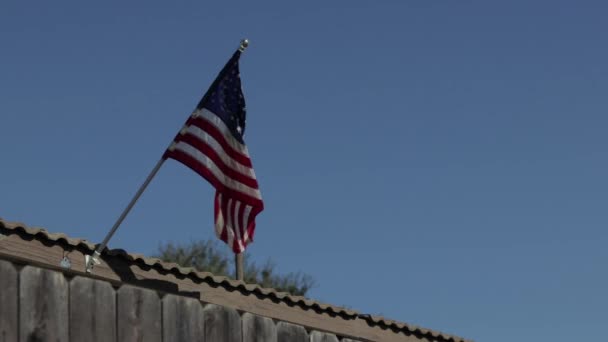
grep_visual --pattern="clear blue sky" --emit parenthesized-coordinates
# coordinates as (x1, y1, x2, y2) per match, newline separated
(1, 1, 606, 341)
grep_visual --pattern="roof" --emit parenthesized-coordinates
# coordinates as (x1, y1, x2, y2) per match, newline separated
(0, 217, 469, 342)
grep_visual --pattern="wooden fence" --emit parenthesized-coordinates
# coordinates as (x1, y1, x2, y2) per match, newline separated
(0, 259, 362, 342)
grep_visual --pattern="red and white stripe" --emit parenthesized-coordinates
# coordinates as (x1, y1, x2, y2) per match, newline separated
(164, 107, 263, 253)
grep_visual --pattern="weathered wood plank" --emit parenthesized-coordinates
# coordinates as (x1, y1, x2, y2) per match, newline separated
(310, 330, 340, 342)
(70, 276, 116, 342)
(203, 304, 242, 342)
(19, 266, 69, 342)
(0, 260, 18, 342)
(242, 312, 277, 342)
(277, 321, 308, 342)
(162, 294, 204, 342)
(342, 339, 363, 342)
(117, 285, 161, 342)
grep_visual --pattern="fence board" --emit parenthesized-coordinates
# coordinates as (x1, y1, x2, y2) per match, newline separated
(162, 294, 204, 342)
(310, 330, 340, 342)
(242, 312, 277, 342)
(117, 285, 161, 342)
(70, 276, 116, 342)
(0, 260, 17, 342)
(277, 321, 308, 342)
(203, 304, 242, 342)
(19, 266, 68, 342)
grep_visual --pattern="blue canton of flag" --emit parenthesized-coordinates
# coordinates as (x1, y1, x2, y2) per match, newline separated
(201, 54, 247, 142)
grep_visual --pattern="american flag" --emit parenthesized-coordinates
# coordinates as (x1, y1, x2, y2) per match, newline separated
(163, 49, 263, 253)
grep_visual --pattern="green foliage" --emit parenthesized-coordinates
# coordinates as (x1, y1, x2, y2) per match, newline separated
(156, 239, 315, 296)
(156, 240, 230, 276)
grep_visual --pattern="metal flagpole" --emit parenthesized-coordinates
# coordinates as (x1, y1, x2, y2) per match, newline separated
(234, 39, 249, 282)
(85, 158, 166, 272)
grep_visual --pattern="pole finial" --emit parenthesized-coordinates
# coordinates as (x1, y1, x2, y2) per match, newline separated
(239, 39, 249, 52)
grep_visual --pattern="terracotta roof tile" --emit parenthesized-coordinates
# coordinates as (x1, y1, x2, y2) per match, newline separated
(0, 217, 469, 342)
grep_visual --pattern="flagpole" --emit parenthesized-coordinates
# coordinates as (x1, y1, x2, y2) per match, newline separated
(85, 158, 166, 272)
(234, 38, 249, 282)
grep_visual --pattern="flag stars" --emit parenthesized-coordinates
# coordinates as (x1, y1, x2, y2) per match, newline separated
(196, 56, 247, 143)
